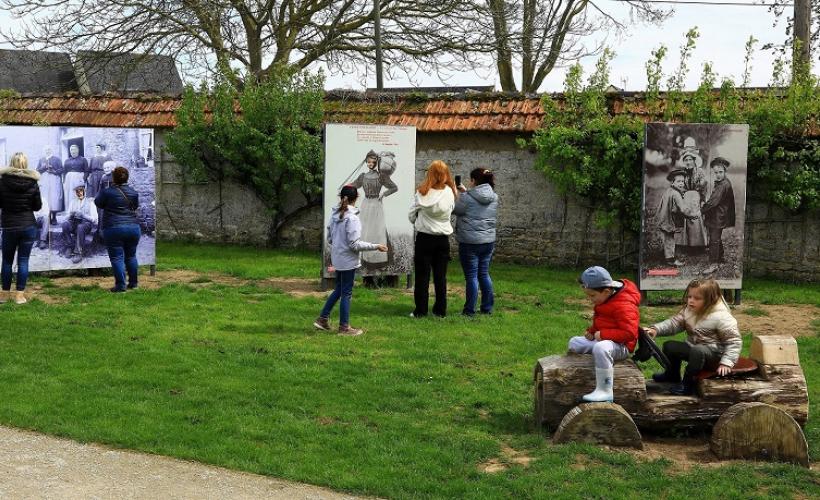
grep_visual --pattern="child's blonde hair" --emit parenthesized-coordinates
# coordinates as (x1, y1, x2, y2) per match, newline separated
(683, 278, 724, 322)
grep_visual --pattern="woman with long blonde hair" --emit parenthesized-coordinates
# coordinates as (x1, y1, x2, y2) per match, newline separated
(408, 160, 457, 317)
(0, 152, 43, 304)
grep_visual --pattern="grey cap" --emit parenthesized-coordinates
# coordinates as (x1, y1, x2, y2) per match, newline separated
(579, 266, 620, 289)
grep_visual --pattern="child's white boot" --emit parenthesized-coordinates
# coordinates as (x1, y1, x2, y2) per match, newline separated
(582, 368, 614, 402)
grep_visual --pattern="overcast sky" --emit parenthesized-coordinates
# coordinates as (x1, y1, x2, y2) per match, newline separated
(0, 3, 796, 92)
(324, 2, 792, 92)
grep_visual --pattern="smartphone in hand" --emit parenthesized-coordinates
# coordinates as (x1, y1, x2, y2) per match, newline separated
(455, 175, 462, 186)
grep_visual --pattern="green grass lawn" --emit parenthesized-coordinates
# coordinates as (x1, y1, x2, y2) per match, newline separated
(1, 241, 817, 498)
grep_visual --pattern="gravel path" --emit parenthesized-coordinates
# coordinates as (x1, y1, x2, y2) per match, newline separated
(0, 426, 364, 499)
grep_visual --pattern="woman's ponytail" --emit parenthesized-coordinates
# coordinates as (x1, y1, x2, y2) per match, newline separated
(338, 184, 359, 220)
(339, 196, 349, 220)
(470, 167, 495, 189)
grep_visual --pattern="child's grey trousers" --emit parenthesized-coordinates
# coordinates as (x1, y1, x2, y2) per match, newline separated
(568, 337, 629, 369)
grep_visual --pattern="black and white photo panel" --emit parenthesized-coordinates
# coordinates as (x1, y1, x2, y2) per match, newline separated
(0, 126, 156, 272)
(323, 124, 417, 278)
(640, 122, 748, 290)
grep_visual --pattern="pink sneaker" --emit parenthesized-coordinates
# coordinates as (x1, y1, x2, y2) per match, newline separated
(338, 325, 364, 336)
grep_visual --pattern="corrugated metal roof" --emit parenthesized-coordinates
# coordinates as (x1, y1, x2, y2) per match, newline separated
(0, 94, 548, 132)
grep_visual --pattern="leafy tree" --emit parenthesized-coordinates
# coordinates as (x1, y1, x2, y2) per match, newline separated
(526, 32, 820, 233)
(166, 70, 324, 243)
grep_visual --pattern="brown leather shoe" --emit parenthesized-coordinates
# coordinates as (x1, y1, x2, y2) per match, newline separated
(338, 325, 363, 336)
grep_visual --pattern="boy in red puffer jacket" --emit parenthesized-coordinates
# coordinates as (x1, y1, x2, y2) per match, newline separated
(568, 266, 641, 402)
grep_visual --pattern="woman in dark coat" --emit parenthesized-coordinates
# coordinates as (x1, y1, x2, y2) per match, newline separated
(94, 166, 141, 292)
(0, 152, 43, 304)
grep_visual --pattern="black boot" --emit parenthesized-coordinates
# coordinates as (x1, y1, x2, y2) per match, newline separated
(652, 353, 681, 383)
(652, 370, 681, 384)
(669, 374, 695, 395)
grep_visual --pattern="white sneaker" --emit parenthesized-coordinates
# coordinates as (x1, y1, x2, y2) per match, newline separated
(14, 291, 27, 305)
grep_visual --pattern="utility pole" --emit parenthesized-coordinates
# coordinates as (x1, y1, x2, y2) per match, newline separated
(374, 0, 384, 90)
(794, 0, 812, 77)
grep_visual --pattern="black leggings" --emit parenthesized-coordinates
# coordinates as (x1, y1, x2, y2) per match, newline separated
(413, 232, 450, 317)
(663, 340, 722, 377)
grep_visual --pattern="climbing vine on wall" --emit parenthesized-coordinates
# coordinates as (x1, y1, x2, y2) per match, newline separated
(526, 30, 820, 232)
(167, 70, 325, 243)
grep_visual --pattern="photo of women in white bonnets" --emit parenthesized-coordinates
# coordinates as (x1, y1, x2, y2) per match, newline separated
(640, 122, 748, 290)
(0, 125, 156, 273)
(678, 139, 708, 254)
(346, 150, 398, 270)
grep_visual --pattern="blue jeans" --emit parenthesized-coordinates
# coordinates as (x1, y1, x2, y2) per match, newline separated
(320, 269, 356, 326)
(459, 242, 495, 315)
(103, 224, 141, 291)
(1, 225, 37, 291)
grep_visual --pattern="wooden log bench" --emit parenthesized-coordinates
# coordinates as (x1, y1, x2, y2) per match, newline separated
(533, 354, 646, 430)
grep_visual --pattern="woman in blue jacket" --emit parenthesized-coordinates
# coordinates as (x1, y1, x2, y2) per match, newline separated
(453, 168, 499, 315)
(94, 166, 141, 292)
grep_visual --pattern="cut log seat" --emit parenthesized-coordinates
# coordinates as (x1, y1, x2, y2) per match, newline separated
(533, 354, 647, 430)
(698, 364, 808, 425)
(632, 363, 809, 432)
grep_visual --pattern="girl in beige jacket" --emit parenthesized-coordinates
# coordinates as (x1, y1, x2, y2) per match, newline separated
(645, 279, 741, 395)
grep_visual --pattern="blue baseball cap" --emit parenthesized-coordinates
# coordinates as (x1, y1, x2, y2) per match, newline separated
(579, 266, 620, 289)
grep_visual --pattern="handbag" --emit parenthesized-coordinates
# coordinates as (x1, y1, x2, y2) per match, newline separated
(114, 185, 137, 213)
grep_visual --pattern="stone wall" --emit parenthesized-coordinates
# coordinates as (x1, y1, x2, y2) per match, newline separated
(154, 130, 819, 281)
(154, 132, 272, 244)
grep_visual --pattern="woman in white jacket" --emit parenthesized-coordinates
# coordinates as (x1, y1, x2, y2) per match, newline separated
(409, 160, 457, 317)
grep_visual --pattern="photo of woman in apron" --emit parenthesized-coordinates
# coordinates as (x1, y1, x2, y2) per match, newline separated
(348, 151, 398, 268)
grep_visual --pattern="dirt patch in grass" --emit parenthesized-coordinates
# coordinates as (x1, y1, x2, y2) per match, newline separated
(624, 435, 820, 472)
(259, 277, 326, 298)
(642, 300, 817, 339)
(734, 303, 819, 338)
(477, 444, 534, 474)
(624, 436, 723, 471)
(28, 270, 327, 302)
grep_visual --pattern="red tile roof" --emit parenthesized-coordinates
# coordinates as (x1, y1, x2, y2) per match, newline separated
(0, 93, 548, 132)
(0, 95, 179, 128)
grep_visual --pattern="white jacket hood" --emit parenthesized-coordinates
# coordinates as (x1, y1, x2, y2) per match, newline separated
(409, 187, 455, 235)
